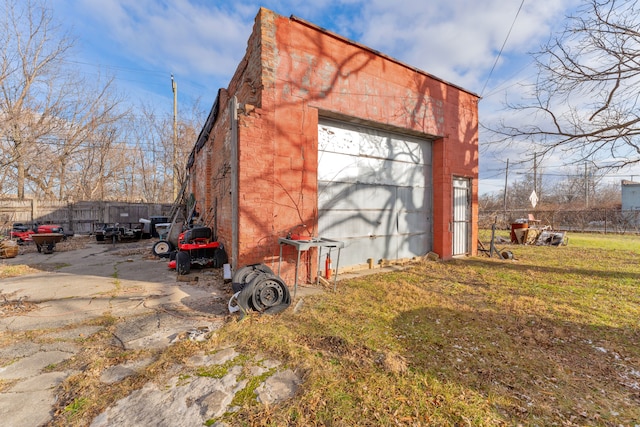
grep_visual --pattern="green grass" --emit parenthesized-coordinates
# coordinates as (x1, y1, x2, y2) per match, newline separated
(64, 397, 89, 417)
(210, 231, 640, 426)
(567, 232, 640, 252)
(20, 231, 637, 426)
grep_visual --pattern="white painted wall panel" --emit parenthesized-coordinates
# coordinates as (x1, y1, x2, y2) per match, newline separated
(318, 153, 428, 187)
(319, 182, 399, 211)
(319, 121, 430, 163)
(319, 210, 397, 238)
(358, 157, 427, 187)
(318, 125, 359, 155)
(318, 119, 433, 268)
(317, 151, 359, 183)
(397, 186, 429, 213)
(397, 210, 431, 234)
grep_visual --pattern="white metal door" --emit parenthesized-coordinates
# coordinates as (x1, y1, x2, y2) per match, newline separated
(452, 177, 470, 256)
(318, 119, 432, 268)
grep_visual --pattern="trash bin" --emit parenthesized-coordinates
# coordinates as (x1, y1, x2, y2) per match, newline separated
(150, 216, 169, 238)
(154, 223, 171, 241)
(510, 222, 528, 244)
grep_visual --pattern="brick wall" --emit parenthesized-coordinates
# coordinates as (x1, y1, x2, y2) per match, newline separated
(190, 8, 478, 283)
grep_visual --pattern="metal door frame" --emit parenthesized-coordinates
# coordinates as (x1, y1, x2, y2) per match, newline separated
(452, 177, 471, 256)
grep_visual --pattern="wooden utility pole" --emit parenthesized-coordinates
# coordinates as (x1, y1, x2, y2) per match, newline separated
(584, 162, 589, 208)
(533, 152, 537, 195)
(503, 159, 509, 220)
(172, 74, 178, 201)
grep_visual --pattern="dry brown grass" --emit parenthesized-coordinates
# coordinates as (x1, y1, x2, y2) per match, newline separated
(6, 231, 640, 426)
(209, 232, 640, 426)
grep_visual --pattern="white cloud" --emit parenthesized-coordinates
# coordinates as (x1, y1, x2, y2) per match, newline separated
(74, 0, 253, 78)
(55, 0, 579, 99)
(351, 0, 578, 92)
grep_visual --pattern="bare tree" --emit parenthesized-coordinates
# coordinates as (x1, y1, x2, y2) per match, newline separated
(130, 100, 206, 203)
(494, 0, 640, 169)
(0, 0, 125, 199)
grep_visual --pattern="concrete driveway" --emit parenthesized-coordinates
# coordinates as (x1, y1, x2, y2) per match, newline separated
(0, 237, 297, 427)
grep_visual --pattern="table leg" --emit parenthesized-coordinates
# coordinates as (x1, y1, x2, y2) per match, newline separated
(316, 247, 322, 286)
(333, 247, 341, 292)
(294, 248, 301, 298)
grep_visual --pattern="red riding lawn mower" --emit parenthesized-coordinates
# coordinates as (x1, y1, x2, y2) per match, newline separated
(10, 223, 67, 243)
(9, 223, 69, 254)
(167, 226, 227, 275)
(10, 224, 35, 243)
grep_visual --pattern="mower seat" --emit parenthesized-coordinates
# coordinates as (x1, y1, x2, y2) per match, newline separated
(184, 226, 212, 243)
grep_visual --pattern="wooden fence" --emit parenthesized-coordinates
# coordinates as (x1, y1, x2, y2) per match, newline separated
(0, 199, 173, 235)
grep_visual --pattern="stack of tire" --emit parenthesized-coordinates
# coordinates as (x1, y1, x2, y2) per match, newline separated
(231, 264, 291, 315)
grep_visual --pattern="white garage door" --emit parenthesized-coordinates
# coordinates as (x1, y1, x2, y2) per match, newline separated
(318, 119, 432, 268)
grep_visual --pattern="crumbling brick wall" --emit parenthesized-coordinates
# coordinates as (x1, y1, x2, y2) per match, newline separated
(190, 7, 478, 283)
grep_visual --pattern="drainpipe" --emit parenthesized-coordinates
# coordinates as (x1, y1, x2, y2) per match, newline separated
(230, 96, 239, 270)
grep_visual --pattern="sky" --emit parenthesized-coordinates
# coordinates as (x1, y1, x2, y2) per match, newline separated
(49, 0, 640, 195)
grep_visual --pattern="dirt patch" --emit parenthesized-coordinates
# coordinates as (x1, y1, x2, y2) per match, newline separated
(113, 247, 154, 257)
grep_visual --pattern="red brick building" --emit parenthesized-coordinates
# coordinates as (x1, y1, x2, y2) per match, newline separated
(187, 8, 479, 282)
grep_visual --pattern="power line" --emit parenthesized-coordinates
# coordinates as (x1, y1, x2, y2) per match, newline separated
(480, 0, 525, 98)
(61, 59, 168, 77)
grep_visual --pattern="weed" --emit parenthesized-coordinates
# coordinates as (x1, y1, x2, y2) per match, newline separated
(230, 368, 276, 407)
(196, 354, 250, 379)
(110, 265, 121, 292)
(64, 396, 88, 416)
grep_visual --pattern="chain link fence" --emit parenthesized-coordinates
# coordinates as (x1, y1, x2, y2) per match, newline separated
(479, 208, 640, 234)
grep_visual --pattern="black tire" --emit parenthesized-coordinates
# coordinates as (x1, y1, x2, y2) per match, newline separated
(176, 251, 191, 275)
(96, 234, 105, 242)
(231, 265, 256, 293)
(255, 263, 274, 275)
(152, 241, 173, 258)
(249, 273, 290, 314)
(231, 264, 273, 293)
(236, 276, 257, 314)
(169, 250, 177, 261)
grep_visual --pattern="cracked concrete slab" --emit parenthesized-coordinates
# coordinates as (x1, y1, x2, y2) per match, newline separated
(90, 366, 247, 427)
(1, 239, 304, 426)
(0, 388, 56, 427)
(0, 350, 74, 380)
(41, 325, 103, 341)
(100, 358, 154, 384)
(255, 369, 301, 405)
(112, 311, 222, 350)
(8, 371, 71, 392)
